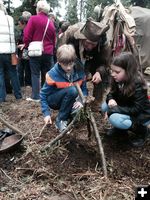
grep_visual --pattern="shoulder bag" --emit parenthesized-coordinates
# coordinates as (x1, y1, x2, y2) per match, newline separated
(28, 19, 50, 57)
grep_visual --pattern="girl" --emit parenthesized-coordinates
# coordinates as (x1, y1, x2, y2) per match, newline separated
(101, 52, 150, 147)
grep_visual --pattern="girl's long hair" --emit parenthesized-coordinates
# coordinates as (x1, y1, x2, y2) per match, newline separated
(111, 52, 147, 96)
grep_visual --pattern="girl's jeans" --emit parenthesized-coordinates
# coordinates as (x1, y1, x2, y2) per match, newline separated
(47, 86, 78, 121)
(101, 102, 150, 129)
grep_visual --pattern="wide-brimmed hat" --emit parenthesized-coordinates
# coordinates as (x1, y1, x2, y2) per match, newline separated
(74, 18, 109, 42)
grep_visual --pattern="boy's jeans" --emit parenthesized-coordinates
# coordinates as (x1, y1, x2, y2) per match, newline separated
(101, 102, 150, 129)
(47, 86, 78, 121)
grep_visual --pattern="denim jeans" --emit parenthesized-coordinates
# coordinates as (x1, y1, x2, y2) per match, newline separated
(30, 54, 54, 100)
(101, 102, 150, 129)
(47, 86, 78, 121)
(101, 102, 132, 129)
(4, 68, 12, 93)
(0, 54, 22, 102)
(18, 59, 31, 87)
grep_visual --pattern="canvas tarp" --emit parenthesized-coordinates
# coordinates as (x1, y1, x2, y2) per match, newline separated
(131, 6, 150, 73)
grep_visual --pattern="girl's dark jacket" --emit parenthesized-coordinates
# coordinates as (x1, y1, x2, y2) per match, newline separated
(106, 81, 150, 124)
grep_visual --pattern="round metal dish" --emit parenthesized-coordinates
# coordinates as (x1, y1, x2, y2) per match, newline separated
(0, 134, 23, 153)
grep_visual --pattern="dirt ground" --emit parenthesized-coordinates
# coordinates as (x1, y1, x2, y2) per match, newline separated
(0, 86, 150, 200)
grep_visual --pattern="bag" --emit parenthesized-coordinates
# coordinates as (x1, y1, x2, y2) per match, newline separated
(28, 19, 50, 57)
(28, 41, 43, 57)
(11, 53, 18, 65)
(22, 48, 29, 60)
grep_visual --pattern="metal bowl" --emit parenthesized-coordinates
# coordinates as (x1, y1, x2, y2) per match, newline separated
(0, 134, 23, 153)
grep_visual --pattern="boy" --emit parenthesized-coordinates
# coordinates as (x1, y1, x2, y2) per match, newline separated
(40, 44, 88, 132)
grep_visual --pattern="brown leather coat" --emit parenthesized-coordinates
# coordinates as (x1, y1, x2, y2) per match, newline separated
(59, 22, 112, 102)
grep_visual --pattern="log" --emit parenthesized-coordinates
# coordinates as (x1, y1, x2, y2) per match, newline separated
(41, 111, 80, 151)
(75, 83, 108, 177)
(0, 115, 24, 136)
(88, 110, 107, 177)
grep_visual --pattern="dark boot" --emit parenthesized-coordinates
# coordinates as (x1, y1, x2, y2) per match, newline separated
(130, 125, 150, 147)
(106, 127, 128, 136)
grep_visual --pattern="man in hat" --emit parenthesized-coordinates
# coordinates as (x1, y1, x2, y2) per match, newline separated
(60, 18, 111, 108)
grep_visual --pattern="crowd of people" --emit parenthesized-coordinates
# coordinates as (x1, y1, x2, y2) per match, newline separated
(0, 0, 150, 147)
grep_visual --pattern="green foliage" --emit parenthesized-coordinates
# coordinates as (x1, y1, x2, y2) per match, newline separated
(131, 0, 150, 8)
(84, 0, 114, 19)
(3, 0, 13, 14)
(5, 0, 150, 24)
(85, 0, 98, 19)
(66, 0, 78, 24)
(11, 0, 61, 25)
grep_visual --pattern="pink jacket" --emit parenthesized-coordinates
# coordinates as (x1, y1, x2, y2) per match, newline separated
(24, 12, 56, 55)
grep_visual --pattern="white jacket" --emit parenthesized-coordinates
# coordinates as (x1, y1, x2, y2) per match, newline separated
(0, 10, 16, 54)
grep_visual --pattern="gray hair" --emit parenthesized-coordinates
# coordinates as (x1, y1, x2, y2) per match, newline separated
(36, 0, 50, 15)
(22, 11, 32, 22)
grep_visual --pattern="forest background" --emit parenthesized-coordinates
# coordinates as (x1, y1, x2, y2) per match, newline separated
(3, 0, 150, 25)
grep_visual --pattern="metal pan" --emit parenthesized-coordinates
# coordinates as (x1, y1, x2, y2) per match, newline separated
(0, 134, 23, 153)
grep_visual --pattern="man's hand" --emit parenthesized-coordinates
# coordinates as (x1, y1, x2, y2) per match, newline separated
(44, 115, 52, 125)
(92, 72, 102, 84)
(108, 99, 117, 108)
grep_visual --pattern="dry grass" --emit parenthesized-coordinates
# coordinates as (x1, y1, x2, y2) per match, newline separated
(0, 90, 150, 199)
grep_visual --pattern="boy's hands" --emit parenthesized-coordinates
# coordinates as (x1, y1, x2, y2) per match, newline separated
(73, 101, 83, 109)
(44, 115, 52, 125)
(108, 99, 117, 108)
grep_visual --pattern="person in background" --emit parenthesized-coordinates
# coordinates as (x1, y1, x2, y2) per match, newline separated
(22, 11, 31, 20)
(48, 11, 58, 64)
(58, 21, 70, 38)
(0, 0, 22, 102)
(40, 44, 88, 132)
(101, 52, 150, 147)
(48, 12, 57, 27)
(17, 12, 32, 91)
(58, 20, 65, 35)
(24, 0, 56, 102)
(60, 18, 111, 109)
(57, 21, 70, 47)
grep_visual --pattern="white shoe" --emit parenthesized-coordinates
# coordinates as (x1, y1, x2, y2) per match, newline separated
(55, 118, 68, 132)
(26, 97, 40, 102)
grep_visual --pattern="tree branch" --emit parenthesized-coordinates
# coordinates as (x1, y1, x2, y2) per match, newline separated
(0, 115, 24, 136)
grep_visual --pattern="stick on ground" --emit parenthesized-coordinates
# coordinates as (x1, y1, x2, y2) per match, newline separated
(0, 115, 24, 135)
(75, 83, 108, 178)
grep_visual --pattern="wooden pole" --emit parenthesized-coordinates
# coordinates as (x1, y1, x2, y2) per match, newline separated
(75, 83, 108, 177)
